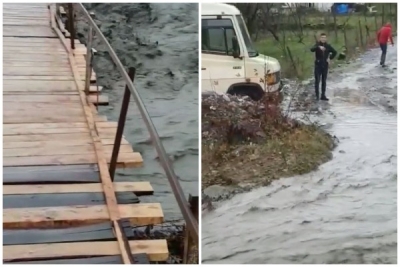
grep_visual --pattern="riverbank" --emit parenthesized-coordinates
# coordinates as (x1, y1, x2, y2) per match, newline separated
(202, 93, 336, 202)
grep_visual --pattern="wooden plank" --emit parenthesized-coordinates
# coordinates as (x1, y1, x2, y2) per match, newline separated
(4, 126, 89, 135)
(3, 133, 92, 142)
(6, 256, 123, 264)
(4, 105, 83, 113)
(4, 140, 93, 149)
(3, 152, 143, 167)
(4, 110, 85, 118)
(4, 122, 87, 130)
(3, 240, 169, 262)
(3, 57, 68, 62)
(3, 37, 61, 43)
(4, 144, 133, 157)
(4, 192, 140, 209)
(3, 65, 70, 71)
(96, 121, 118, 128)
(3, 145, 95, 157)
(3, 80, 76, 92)
(3, 153, 98, 166)
(4, 61, 70, 67)
(3, 165, 99, 184)
(3, 203, 164, 228)
(3, 182, 153, 195)
(3, 26, 55, 37)
(3, 76, 74, 81)
(4, 223, 124, 245)
(101, 138, 130, 145)
(88, 94, 109, 105)
(4, 116, 87, 124)
(4, 94, 81, 102)
(3, 49, 67, 54)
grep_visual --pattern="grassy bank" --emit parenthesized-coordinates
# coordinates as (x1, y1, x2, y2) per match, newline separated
(255, 13, 397, 80)
(202, 94, 335, 189)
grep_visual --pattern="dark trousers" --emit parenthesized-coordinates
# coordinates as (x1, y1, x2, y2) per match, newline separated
(314, 62, 329, 99)
(380, 43, 387, 65)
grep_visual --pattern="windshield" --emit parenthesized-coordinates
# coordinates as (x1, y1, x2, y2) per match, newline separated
(236, 15, 258, 57)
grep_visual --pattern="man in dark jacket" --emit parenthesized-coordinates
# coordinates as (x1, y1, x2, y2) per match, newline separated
(310, 33, 337, 101)
(377, 22, 394, 66)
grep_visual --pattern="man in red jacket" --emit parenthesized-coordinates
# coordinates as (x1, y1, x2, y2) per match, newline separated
(377, 22, 394, 66)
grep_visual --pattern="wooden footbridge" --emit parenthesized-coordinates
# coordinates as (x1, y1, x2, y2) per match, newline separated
(3, 3, 198, 264)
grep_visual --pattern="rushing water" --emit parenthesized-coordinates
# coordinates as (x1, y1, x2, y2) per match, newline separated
(202, 44, 397, 263)
(78, 3, 199, 220)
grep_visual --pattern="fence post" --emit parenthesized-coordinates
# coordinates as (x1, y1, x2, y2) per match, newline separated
(183, 195, 198, 264)
(109, 68, 136, 181)
(84, 15, 94, 95)
(358, 20, 364, 48)
(67, 3, 75, 50)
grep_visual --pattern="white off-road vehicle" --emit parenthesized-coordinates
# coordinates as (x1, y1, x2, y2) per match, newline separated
(201, 3, 283, 100)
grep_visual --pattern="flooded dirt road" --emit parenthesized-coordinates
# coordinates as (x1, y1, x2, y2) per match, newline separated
(202, 44, 397, 263)
(78, 3, 198, 220)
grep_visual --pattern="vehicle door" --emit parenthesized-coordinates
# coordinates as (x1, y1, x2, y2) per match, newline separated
(201, 16, 245, 94)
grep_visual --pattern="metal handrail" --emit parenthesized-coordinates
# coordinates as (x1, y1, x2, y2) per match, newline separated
(70, 3, 199, 241)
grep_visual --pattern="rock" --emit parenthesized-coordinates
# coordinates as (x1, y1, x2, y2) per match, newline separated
(203, 185, 234, 201)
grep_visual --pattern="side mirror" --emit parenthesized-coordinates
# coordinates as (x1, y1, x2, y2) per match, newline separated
(232, 36, 240, 59)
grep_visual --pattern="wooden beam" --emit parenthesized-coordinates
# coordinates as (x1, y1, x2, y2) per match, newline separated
(3, 182, 153, 195)
(3, 240, 169, 262)
(4, 203, 163, 228)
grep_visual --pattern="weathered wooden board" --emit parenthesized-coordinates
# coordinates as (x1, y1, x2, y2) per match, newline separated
(4, 47, 66, 52)
(3, 80, 76, 92)
(4, 76, 74, 81)
(3, 240, 169, 262)
(3, 144, 133, 157)
(4, 68, 71, 76)
(3, 133, 92, 142)
(4, 126, 89, 135)
(3, 152, 143, 167)
(4, 110, 85, 118)
(3, 145, 96, 157)
(4, 94, 81, 102)
(3, 57, 69, 62)
(4, 26, 55, 37)
(4, 203, 164, 228)
(4, 140, 93, 149)
(4, 191, 141, 209)
(4, 116, 87, 124)
(3, 182, 153, 195)
(96, 121, 118, 128)
(3, 165, 100, 184)
(5, 255, 123, 264)
(4, 37, 61, 43)
(88, 94, 109, 105)
(5, 256, 122, 264)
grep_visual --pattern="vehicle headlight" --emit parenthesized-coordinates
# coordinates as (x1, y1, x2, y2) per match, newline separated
(266, 71, 280, 85)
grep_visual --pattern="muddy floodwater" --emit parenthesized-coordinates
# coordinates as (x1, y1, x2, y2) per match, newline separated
(202, 44, 397, 263)
(77, 3, 199, 220)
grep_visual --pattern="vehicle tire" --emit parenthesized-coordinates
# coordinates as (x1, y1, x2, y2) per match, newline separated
(227, 86, 265, 101)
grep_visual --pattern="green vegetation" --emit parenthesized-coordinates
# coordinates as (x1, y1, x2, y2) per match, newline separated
(254, 12, 397, 80)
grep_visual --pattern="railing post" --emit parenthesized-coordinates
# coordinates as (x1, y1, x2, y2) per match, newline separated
(109, 67, 136, 181)
(67, 3, 75, 50)
(84, 24, 93, 95)
(183, 195, 199, 264)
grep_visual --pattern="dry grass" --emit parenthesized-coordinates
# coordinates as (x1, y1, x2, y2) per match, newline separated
(202, 94, 335, 188)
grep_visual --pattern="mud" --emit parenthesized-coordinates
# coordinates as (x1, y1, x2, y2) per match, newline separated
(75, 3, 198, 220)
(202, 41, 397, 264)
